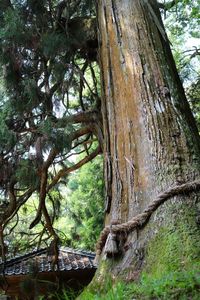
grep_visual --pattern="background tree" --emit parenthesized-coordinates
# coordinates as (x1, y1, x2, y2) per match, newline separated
(56, 154, 104, 251)
(4, 154, 103, 257)
(0, 0, 102, 259)
(160, 0, 200, 130)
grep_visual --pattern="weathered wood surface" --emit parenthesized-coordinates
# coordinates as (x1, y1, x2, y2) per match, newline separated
(98, 0, 200, 272)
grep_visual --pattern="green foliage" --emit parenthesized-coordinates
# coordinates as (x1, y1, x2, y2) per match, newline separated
(39, 288, 77, 300)
(4, 198, 47, 257)
(161, 1, 200, 130)
(15, 159, 38, 188)
(187, 78, 200, 129)
(0, 112, 16, 153)
(4, 154, 103, 257)
(163, 0, 200, 37)
(41, 32, 68, 58)
(77, 268, 200, 300)
(0, 8, 27, 43)
(145, 206, 200, 278)
(78, 0, 96, 17)
(0, 4, 199, 296)
(76, 203, 200, 299)
(0, 4, 100, 259)
(56, 155, 104, 251)
(163, 0, 200, 83)
(132, 269, 200, 300)
(38, 118, 74, 151)
(22, 79, 40, 109)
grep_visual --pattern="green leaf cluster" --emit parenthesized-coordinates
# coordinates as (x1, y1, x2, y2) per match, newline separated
(77, 266, 200, 300)
(56, 155, 104, 251)
(188, 79, 200, 129)
(0, 114, 16, 153)
(41, 32, 69, 58)
(15, 159, 38, 188)
(0, 8, 27, 43)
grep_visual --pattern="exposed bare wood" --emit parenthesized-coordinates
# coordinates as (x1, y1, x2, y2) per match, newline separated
(97, 0, 200, 272)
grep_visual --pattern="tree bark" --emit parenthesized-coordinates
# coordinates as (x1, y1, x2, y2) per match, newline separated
(97, 0, 200, 276)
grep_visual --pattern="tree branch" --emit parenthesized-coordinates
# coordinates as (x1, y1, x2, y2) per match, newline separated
(70, 126, 93, 141)
(30, 148, 58, 229)
(0, 182, 17, 225)
(47, 146, 101, 191)
(3, 188, 35, 229)
(56, 110, 99, 128)
(157, 0, 181, 10)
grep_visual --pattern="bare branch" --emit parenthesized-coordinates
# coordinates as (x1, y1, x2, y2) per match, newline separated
(79, 61, 88, 111)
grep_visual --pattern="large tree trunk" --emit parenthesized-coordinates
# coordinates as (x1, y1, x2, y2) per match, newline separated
(97, 0, 200, 278)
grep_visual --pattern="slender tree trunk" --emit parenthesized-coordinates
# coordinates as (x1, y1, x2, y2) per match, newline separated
(97, 0, 200, 276)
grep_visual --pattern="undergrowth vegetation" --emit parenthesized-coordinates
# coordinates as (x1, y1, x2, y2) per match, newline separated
(78, 269, 200, 300)
(48, 267, 200, 300)
(64, 206, 200, 300)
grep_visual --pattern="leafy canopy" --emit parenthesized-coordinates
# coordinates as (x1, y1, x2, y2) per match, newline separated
(0, 0, 199, 259)
(0, 0, 102, 257)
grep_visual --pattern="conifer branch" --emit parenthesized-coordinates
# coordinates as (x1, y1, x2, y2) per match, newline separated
(47, 146, 101, 191)
(30, 148, 58, 229)
(157, 0, 181, 10)
(56, 110, 99, 127)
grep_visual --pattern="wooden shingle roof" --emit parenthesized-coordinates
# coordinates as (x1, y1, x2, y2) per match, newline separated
(0, 247, 96, 276)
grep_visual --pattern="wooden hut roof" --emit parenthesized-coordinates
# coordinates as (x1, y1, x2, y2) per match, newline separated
(0, 247, 96, 276)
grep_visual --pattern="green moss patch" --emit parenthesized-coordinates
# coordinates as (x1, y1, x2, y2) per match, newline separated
(77, 206, 200, 299)
(77, 268, 200, 300)
(145, 206, 200, 278)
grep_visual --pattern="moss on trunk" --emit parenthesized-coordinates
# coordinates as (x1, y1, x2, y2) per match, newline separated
(145, 204, 200, 278)
(79, 203, 200, 299)
(79, 1, 200, 298)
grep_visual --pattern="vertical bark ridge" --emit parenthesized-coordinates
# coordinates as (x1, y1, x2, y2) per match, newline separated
(98, 0, 200, 272)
